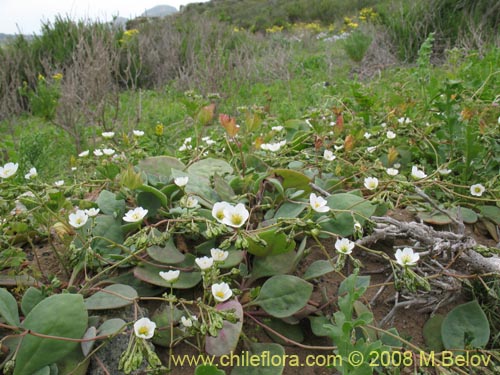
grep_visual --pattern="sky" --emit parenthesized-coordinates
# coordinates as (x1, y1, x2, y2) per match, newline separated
(0, 0, 210, 35)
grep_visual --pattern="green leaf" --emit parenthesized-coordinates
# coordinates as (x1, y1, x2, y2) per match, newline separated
(81, 326, 96, 356)
(423, 315, 444, 351)
(14, 294, 88, 375)
(134, 264, 201, 289)
(271, 169, 311, 196)
(196, 365, 226, 375)
(246, 229, 295, 257)
(274, 202, 306, 219)
(303, 260, 334, 280)
(251, 275, 313, 318)
(96, 190, 126, 217)
(417, 212, 452, 225)
(137, 191, 163, 215)
(147, 237, 186, 264)
(214, 174, 236, 201)
(21, 287, 46, 316)
(230, 343, 285, 375)
(451, 207, 478, 224)
(107, 272, 164, 297)
(0, 288, 20, 326)
(90, 215, 124, 255)
(264, 318, 304, 344)
(97, 318, 127, 337)
(138, 156, 186, 180)
(480, 206, 500, 225)
(206, 300, 244, 356)
(324, 193, 376, 236)
(338, 273, 370, 297)
(441, 301, 490, 350)
(418, 207, 478, 225)
(353, 301, 376, 341)
(308, 316, 331, 337)
(187, 158, 233, 178)
(248, 252, 296, 283)
(32, 366, 51, 375)
(380, 327, 402, 347)
(151, 305, 185, 347)
(57, 345, 89, 375)
(84, 284, 138, 310)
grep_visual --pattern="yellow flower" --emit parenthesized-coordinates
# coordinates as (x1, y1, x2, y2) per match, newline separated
(155, 123, 164, 136)
(52, 73, 63, 81)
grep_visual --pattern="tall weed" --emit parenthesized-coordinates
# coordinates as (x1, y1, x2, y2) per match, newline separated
(378, 0, 500, 61)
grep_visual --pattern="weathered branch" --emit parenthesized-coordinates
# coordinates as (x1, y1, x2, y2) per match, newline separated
(359, 216, 500, 274)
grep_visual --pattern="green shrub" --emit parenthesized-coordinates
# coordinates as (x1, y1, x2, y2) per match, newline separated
(342, 30, 373, 62)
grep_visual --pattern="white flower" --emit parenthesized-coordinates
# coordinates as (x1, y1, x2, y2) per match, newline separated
(395, 247, 420, 267)
(25, 167, 37, 180)
(54, 180, 64, 187)
(211, 282, 232, 302)
(174, 176, 189, 187)
(323, 150, 336, 161)
(222, 203, 249, 228)
(386, 130, 396, 139)
(134, 317, 156, 339)
(71, 167, 77, 171)
(102, 131, 115, 138)
(354, 221, 363, 234)
(380, 122, 387, 128)
(183, 137, 192, 145)
(470, 184, 485, 197)
(309, 193, 329, 213)
(19, 191, 35, 198)
(195, 256, 214, 270)
(335, 238, 355, 255)
(78, 150, 89, 157)
(93, 149, 103, 157)
(394, 163, 401, 169)
(0, 162, 18, 179)
(364, 177, 379, 190)
(69, 210, 89, 228)
(102, 148, 115, 156)
(184, 196, 199, 209)
(133, 130, 144, 137)
(211, 248, 229, 262)
(411, 166, 427, 179)
(10, 200, 27, 215)
(202, 136, 216, 145)
(181, 316, 195, 328)
(212, 202, 232, 223)
(123, 207, 148, 223)
(367, 146, 377, 153)
(179, 144, 191, 152)
(386, 168, 399, 176)
(159, 270, 180, 283)
(363, 132, 371, 139)
(271, 125, 283, 131)
(397, 117, 412, 125)
(84, 208, 100, 217)
(334, 145, 344, 151)
(438, 168, 452, 175)
(261, 142, 282, 152)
